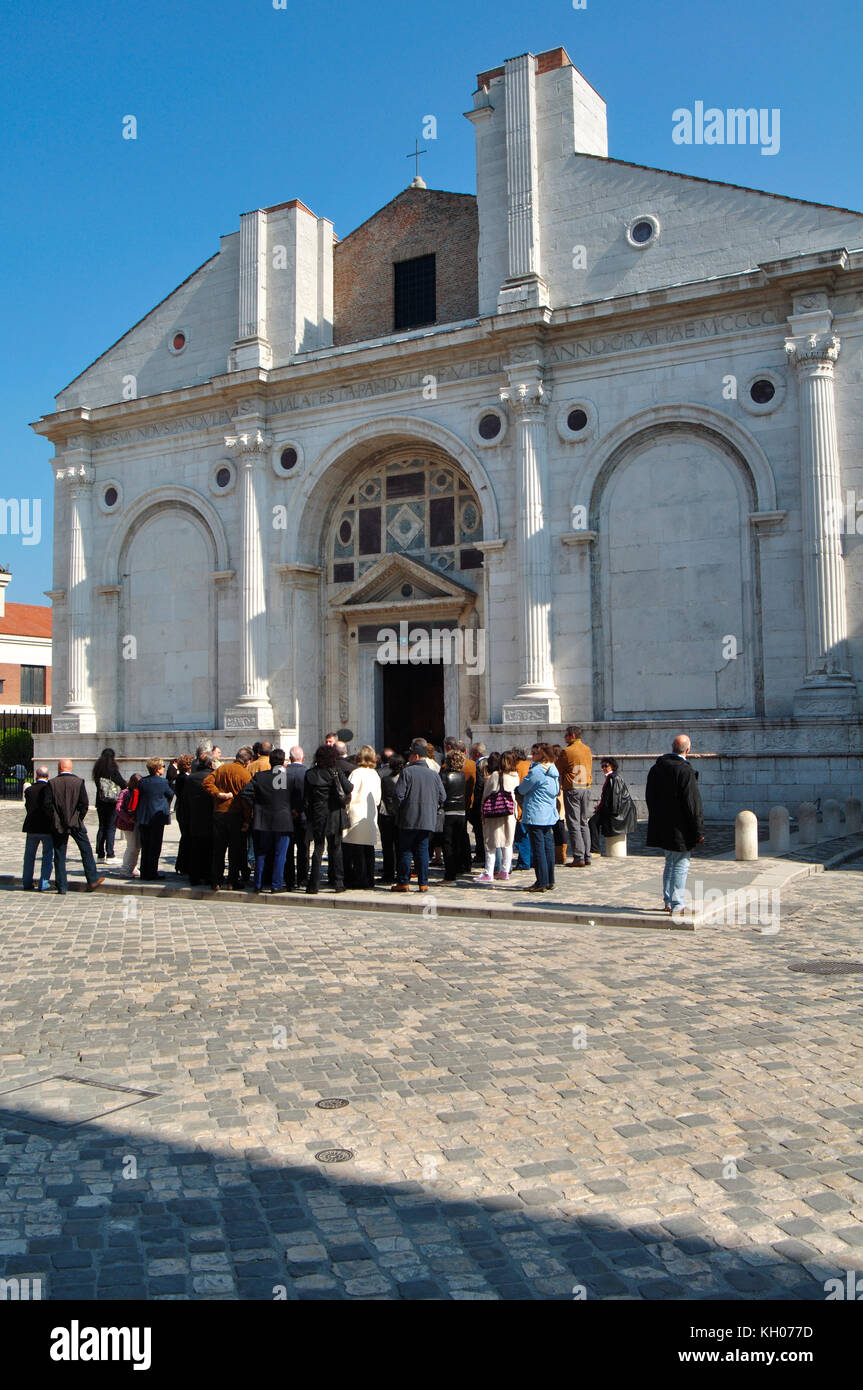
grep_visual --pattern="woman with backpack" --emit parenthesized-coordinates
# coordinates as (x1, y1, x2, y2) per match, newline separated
(303, 745, 353, 894)
(92, 748, 127, 864)
(115, 773, 142, 879)
(477, 751, 519, 883)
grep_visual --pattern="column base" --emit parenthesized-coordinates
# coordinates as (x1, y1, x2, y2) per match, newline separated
(228, 338, 273, 372)
(52, 710, 97, 734)
(497, 274, 550, 314)
(792, 679, 858, 718)
(501, 695, 561, 726)
(222, 702, 276, 732)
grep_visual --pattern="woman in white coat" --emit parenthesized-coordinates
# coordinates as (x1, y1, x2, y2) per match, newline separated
(343, 745, 382, 889)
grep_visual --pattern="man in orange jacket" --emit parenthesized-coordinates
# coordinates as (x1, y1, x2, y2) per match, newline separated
(556, 725, 594, 867)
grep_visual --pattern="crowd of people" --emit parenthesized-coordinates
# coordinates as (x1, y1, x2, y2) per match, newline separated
(21, 726, 705, 909)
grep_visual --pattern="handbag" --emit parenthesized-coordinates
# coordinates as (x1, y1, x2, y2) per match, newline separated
(330, 769, 347, 808)
(99, 776, 121, 801)
(482, 772, 514, 818)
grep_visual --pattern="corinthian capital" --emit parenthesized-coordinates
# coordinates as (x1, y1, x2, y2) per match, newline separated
(500, 377, 549, 418)
(784, 331, 840, 372)
(54, 464, 95, 487)
(225, 428, 271, 460)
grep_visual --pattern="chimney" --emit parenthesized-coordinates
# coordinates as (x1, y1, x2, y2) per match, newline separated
(0, 570, 10, 619)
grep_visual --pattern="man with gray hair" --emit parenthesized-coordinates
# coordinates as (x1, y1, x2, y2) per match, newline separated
(645, 734, 705, 914)
(283, 746, 308, 890)
(22, 765, 54, 891)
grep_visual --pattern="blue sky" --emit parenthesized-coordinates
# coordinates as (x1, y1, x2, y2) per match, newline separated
(2, 0, 862, 603)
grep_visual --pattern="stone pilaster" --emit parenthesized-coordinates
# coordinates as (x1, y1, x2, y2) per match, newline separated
(498, 54, 549, 313)
(222, 427, 275, 730)
(229, 210, 272, 371)
(785, 300, 857, 715)
(53, 459, 97, 734)
(499, 366, 560, 725)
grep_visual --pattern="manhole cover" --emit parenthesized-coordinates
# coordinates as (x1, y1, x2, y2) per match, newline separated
(315, 1098, 349, 1110)
(315, 1148, 354, 1164)
(0, 1073, 158, 1134)
(788, 960, 863, 976)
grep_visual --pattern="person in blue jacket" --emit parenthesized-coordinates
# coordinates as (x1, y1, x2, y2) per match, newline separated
(517, 743, 560, 892)
(135, 757, 175, 881)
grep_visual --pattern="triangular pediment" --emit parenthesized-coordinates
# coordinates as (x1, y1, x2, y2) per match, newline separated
(332, 553, 476, 615)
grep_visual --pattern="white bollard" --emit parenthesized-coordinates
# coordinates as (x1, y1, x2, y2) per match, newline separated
(768, 806, 790, 855)
(822, 798, 842, 839)
(845, 797, 862, 835)
(797, 802, 818, 845)
(603, 833, 628, 858)
(735, 810, 759, 861)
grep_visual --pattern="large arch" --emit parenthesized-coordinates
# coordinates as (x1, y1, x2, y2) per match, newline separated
(103, 488, 225, 730)
(585, 415, 767, 719)
(571, 403, 779, 523)
(290, 415, 501, 564)
(102, 486, 230, 586)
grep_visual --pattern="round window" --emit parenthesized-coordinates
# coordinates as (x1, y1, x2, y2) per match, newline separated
(478, 413, 502, 440)
(216, 467, 231, 489)
(401, 584, 414, 598)
(750, 379, 776, 405)
(630, 220, 654, 244)
(567, 408, 588, 433)
(172, 332, 186, 352)
(279, 446, 298, 471)
(104, 486, 118, 508)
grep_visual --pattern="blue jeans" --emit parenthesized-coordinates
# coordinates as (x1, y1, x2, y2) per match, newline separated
(252, 830, 290, 890)
(527, 824, 555, 887)
(513, 820, 532, 868)
(398, 829, 431, 886)
(23, 833, 54, 890)
(52, 826, 99, 892)
(663, 851, 691, 910)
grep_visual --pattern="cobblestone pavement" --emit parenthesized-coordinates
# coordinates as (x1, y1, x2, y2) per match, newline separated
(0, 847, 861, 1301)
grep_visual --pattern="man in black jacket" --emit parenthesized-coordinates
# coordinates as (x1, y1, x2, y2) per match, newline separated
(49, 760, 104, 893)
(241, 748, 293, 893)
(645, 735, 705, 914)
(283, 747, 308, 890)
(22, 765, 55, 890)
(184, 750, 215, 886)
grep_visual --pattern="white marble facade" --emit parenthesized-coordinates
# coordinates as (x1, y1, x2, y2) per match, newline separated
(33, 46, 863, 816)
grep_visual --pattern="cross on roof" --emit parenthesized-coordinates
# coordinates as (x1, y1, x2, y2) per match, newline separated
(405, 139, 427, 178)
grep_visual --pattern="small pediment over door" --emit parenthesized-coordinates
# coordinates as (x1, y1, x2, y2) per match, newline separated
(330, 553, 477, 625)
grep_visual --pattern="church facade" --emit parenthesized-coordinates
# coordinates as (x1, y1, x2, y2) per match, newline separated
(33, 46, 863, 817)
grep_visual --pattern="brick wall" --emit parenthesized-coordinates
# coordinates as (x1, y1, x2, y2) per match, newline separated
(333, 188, 479, 347)
(0, 662, 51, 707)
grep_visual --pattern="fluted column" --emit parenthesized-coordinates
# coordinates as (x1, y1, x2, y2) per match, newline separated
(53, 463, 97, 733)
(497, 54, 549, 313)
(500, 368, 560, 726)
(222, 428, 275, 731)
(785, 306, 857, 716)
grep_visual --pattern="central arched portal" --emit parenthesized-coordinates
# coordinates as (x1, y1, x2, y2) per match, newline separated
(324, 447, 486, 750)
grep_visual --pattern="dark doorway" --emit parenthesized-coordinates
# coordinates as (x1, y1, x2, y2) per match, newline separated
(381, 662, 445, 755)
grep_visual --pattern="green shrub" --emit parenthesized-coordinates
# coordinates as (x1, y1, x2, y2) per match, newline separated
(0, 728, 34, 771)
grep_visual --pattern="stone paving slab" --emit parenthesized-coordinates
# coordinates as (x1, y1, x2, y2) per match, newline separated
(0, 851, 862, 1301)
